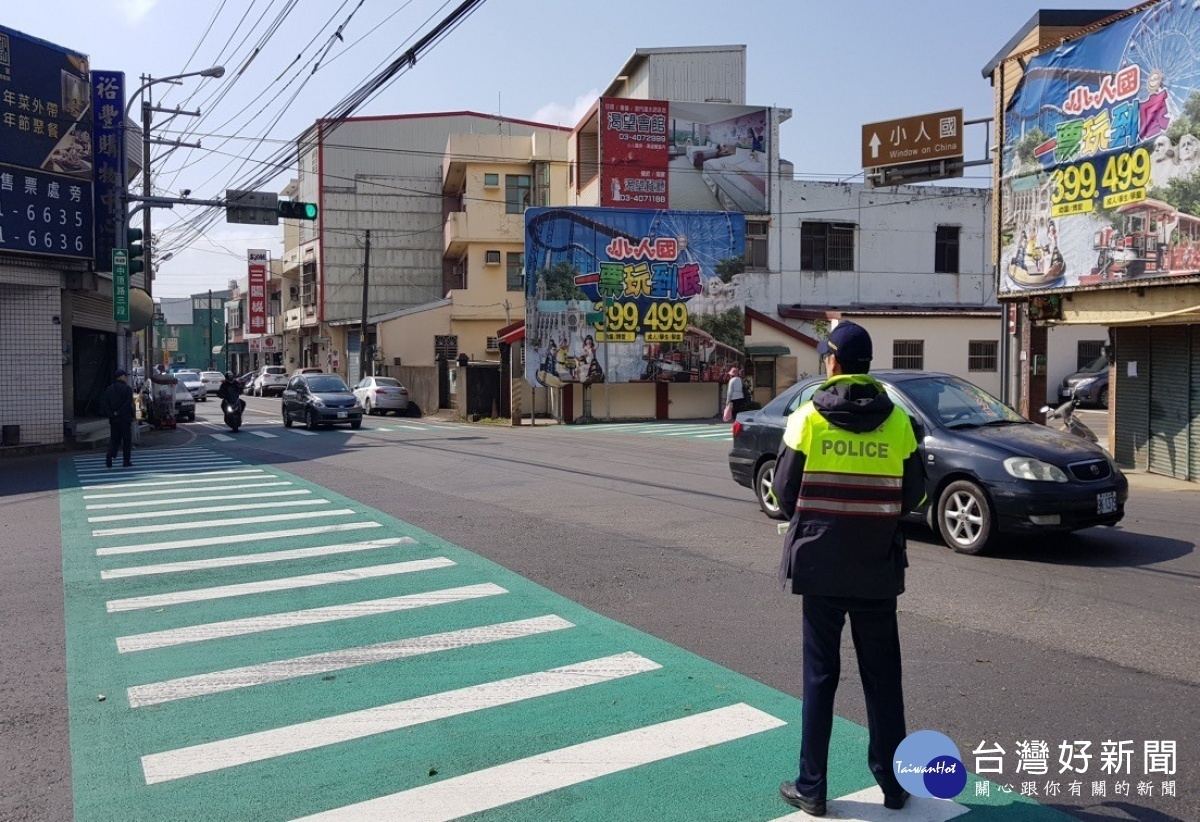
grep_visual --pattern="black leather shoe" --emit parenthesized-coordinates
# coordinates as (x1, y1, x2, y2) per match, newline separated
(105, 458, 113, 469)
(884, 790, 910, 810)
(123, 462, 133, 468)
(779, 782, 826, 816)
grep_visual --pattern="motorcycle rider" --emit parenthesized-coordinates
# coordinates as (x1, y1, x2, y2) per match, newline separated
(217, 371, 245, 412)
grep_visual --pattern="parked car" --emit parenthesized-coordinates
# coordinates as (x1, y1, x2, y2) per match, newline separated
(729, 370, 1127, 555)
(1059, 355, 1110, 409)
(282, 373, 363, 430)
(352, 375, 413, 416)
(173, 370, 207, 402)
(292, 367, 324, 377)
(199, 371, 225, 396)
(238, 372, 257, 390)
(173, 381, 196, 422)
(251, 365, 289, 397)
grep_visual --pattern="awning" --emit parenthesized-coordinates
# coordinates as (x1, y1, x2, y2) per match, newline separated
(497, 319, 525, 345)
(745, 345, 790, 356)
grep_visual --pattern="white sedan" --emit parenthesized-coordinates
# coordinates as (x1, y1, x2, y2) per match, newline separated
(352, 376, 412, 416)
(199, 371, 225, 396)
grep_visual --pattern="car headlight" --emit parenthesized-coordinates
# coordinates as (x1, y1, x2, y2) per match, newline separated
(310, 397, 325, 407)
(1004, 457, 1068, 483)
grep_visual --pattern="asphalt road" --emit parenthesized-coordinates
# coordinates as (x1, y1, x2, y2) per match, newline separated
(2, 396, 1196, 821)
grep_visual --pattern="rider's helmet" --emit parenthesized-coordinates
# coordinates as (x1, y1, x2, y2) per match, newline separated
(225, 371, 236, 381)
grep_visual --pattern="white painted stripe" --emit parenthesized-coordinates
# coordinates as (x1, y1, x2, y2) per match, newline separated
(73, 448, 217, 463)
(211, 434, 234, 442)
(98, 521, 382, 556)
(291, 703, 785, 822)
(127, 615, 574, 707)
(88, 498, 327, 522)
(103, 537, 414, 580)
(76, 459, 239, 476)
(769, 786, 969, 821)
(116, 581, 502, 653)
(374, 427, 393, 432)
(87, 489, 309, 510)
(74, 455, 237, 469)
(79, 469, 266, 488)
(142, 652, 661, 784)
(106, 557, 454, 613)
(291, 429, 319, 436)
(248, 431, 278, 438)
(82, 480, 288, 500)
(92, 508, 357, 537)
(693, 432, 733, 439)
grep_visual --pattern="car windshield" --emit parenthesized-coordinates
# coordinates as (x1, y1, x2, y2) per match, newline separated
(899, 376, 1026, 429)
(176, 372, 199, 380)
(307, 375, 349, 393)
(266, 367, 286, 375)
(1082, 355, 1107, 373)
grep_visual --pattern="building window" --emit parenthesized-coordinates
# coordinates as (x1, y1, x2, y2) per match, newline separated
(533, 162, 551, 207)
(1078, 340, 1105, 369)
(800, 222, 855, 271)
(300, 258, 317, 310)
(935, 225, 960, 273)
(506, 252, 524, 291)
(892, 340, 924, 370)
(486, 336, 500, 351)
(435, 335, 458, 360)
(483, 173, 499, 187)
(506, 174, 531, 214)
(745, 219, 768, 269)
(968, 340, 998, 372)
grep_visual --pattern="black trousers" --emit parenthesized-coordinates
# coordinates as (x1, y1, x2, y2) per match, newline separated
(107, 417, 132, 465)
(796, 594, 906, 800)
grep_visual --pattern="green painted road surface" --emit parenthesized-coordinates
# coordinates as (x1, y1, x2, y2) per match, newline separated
(561, 421, 734, 442)
(60, 447, 1067, 821)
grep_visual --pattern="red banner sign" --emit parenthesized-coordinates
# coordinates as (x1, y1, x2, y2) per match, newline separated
(600, 97, 669, 209)
(247, 248, 268, 335)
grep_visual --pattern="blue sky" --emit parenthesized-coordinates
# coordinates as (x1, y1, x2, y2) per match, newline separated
(5, 0, 1126, 296)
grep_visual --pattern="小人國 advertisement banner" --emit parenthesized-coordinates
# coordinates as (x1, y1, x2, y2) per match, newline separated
(1000, 0, 1200, 295)
(524, 207, 745, 387)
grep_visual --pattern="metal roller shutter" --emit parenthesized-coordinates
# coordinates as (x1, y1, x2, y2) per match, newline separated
(1114, 327, 1150, 470)
(1190, 326, 1200, 482)
(69, 291, 116, 332)
(1148, 325, 1191, 479)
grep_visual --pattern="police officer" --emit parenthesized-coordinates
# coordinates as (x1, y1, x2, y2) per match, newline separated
(102, 368, 136, 469)
(773, 321, 925, 817)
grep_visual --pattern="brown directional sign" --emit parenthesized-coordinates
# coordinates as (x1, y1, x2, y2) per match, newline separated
(862, 109, 963, 170)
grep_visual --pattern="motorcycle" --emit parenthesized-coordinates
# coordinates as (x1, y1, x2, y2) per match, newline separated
(221, 398, 245, 433)
(1040, 388, 1098, 444)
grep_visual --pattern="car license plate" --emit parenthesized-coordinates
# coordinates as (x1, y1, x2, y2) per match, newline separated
(1097, 491, 1117, 514)
(337, 411, 347, 419)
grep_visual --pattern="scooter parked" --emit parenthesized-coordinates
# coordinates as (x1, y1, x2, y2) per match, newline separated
(1040, 388, 1098, 443)
(221, 398, 245, 433)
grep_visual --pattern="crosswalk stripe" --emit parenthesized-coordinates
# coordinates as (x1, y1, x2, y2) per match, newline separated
(767, 787, 970, 821)
(141, 651, 662, 785)
(211, 434, 234, 442)
(86, 489, 310, 510)
(101, 537, 415, 581)
(92, 508, 357, 537)
(694, 432, 733, 439)
(106, 557, 455, 613)
(290, 703, 785, 822)
(291, 429, 319, 436)
(88, 498, 328, 522)
(74, 455, 239, 468)
(73, 448, 217, 463)
(76, 459, 239, 476)
(116, 581, 503, 653)
(126, 614, 575, 708)
(79, 468, 266, 488)
(248, 431, 278, 438)
(97, 521, 382, 557)
(82, 479, 288, 500)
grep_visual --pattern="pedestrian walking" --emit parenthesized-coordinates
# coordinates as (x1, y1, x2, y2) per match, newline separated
(772, 321, 925, 817)
(102, 368, 136, 469)
(725, 366, 749, 421)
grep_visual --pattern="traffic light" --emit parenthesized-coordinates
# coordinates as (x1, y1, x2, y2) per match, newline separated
(127, 228, 145, 275)
(277, 200, 319, 221)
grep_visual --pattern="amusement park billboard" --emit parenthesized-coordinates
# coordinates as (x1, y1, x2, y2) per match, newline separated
(525, 207, 746, 388)
(999, 0, 1200, 297)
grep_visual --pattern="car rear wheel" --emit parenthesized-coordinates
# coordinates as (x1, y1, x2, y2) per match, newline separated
(307, 409, 319, 430)
(936, 480, 994, 555)
(1098, 386, 1109, 409)
(756, 459, 785, 519)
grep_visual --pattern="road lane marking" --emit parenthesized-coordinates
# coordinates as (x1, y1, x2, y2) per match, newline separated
(211, 434, 234, 441)
(290, 702, 786, 822)
(73, 448, 218, 463)
(291, 429, 319, 436)
(88, 498, 329, 522)
(126, 615, 575, 707)
(115, 581, 504, 653)
(105, 557, 455, 613)
(101, 537, 415, 580)
(79, 469, 267, 489)
(76, 459, 240, 476)
(97, 521, 383, 556)
(92, 508, 358, 537)
(767, 786, 970, 821)
(86, 489, 310, 510)
(141, 652, 662, 784)
(83, 480, 290, 500)
(248, 431, 278, 438)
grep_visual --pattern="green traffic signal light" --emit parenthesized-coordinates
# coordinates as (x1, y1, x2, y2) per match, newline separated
(277, 200, 319, 221)
(127, 227, 145, 275)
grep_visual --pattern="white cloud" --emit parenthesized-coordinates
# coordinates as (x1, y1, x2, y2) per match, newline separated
(115, 0, 158, 24)
(530, 88, 600, 129)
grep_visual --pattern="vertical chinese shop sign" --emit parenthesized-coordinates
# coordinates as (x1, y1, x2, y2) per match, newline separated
(600, 98, 669, 209)
(247, 248, 268, 335)
(91, 70, 124, 273)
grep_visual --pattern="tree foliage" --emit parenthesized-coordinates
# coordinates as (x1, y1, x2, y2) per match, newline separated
(535, 261, 588, 301)
(691, 307, 745, 351)
(715, 256, 745, 284)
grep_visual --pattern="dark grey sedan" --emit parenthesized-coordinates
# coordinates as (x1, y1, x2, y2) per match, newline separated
(729, 370, 1127, 555)
(281, 373, 363, 430)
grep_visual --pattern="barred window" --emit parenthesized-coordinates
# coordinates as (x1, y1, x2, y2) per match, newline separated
(1077, 340, 1104, 370)
(434, 335, 458, 360)
(968, 340, 998, 372)
(800, 222, 855, 271)
(892, 339, 924, 370)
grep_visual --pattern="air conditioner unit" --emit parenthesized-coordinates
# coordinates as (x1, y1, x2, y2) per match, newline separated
(393, 357, 403, 366)
(484, 250, 501, 265)
(289, 286, 299, 300)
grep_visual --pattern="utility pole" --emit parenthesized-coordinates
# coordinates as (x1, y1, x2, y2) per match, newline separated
(359, 229, 371, 381)
(207, 288, 214, 369)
